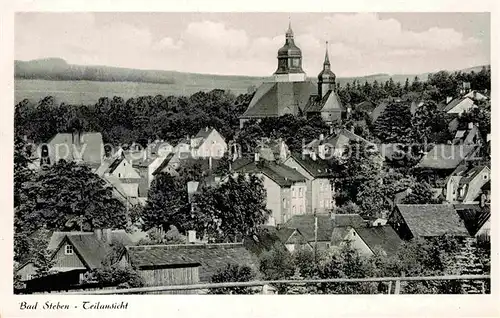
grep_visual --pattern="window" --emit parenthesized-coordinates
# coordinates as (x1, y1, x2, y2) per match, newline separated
(65, 244, 74, 255)
(118, 173, 121, 178)
(299, 188, 304, 198)
(26, 274, 33, 280)
(292, 188, 296, 198)
(282, 198, 287, 209)
(292, 58, 300, 67)
(299, 205, 304, 214)
(292, 205, 296, 214)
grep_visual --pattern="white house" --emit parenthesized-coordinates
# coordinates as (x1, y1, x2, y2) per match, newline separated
(442, 97, 476, 115)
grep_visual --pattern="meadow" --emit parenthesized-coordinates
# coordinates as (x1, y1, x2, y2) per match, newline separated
(15, 78, 265, 105)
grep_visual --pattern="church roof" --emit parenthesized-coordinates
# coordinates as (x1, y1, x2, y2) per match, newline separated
(305, 90, 344, 113)
(241, 81, 317, 118)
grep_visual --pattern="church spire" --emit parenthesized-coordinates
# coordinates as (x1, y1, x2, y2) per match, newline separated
(324, 41, 330, 66)
(317, 40, 336, 97)
(286, 17, 293, 38)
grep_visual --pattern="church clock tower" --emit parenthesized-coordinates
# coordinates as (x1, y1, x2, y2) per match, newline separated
(274, 21, 306, 82)
(317, 41, 336, 98)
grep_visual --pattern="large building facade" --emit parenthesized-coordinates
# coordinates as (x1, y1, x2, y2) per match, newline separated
(240, 23, 345, 127)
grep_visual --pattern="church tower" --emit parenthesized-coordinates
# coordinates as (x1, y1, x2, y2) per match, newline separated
(317, 41, 336, 98)
(274, 21, 306, 82)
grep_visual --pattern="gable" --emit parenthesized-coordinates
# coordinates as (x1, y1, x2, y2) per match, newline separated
(52, 238, 87, 270)
(111, 158, 141, 179)
(283, 157, 314, 180)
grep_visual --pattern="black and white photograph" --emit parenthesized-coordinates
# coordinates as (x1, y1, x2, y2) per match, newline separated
(9, 9, 493, 300)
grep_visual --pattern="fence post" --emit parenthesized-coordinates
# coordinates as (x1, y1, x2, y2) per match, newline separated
(387, 281, 392, 294)
(394, 272, 405, 295)
(394, 279, 400, 295)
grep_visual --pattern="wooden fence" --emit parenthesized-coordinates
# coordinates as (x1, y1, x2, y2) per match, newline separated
(64, 274, 490, 295)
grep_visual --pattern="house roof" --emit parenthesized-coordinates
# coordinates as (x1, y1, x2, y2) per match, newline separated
(195, 127, 216, 140)
(355, 100, 376, 113)
(243, 227, 289, 256)
(371, 101, 389, 122)
(416, 145, 477, 170)
(49, 230, 134, 269)
(459, 165, 488, 185)
(305, 129, 373, 154)
(455, 204, 490, 236)
(234, 160, 306, 187)
(283, 214, 334, 242)
(288, 153, 331, 178)
(241, 81, 317, 118)
(442, 97, 473, 113)
(395, 204, 469, 237)
(354, 225, 403, 256)
(126, 243, 259, 281)
(47, 132, 104, 164)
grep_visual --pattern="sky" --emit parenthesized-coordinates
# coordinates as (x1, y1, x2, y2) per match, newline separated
(15, 12, 490, 77)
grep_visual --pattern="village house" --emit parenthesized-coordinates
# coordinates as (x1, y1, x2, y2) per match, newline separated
(233, 157, 307, 225)
(39, 131, 104, 169)
(239, 24, 346, 127)
(122, 243, 259, 286)
(189, 127, 227, 159)
(340, 225, 403, 257)
(440, 96, 476, 115)
(444, 164, 490, 204)
(414, 144, 480, 194)
(16, 229, 135, 290)
(283, 153, 334, 214)
(95, 156, 142, 198)
(283, 213, 368, 251)
(254, 138, 291, 162)
(464, 90, 489, 101)
(388, 204, 469, 240)
(451, 123, 482, 145)
(455, 204, 491, 242)
(303, 128, 375, 159)
(244, 225, 312, 255)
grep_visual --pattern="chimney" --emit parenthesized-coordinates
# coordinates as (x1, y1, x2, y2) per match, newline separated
(329, 125, 334, 135)
(319, 134, 324, 141)
(103, 228, 112, 243)
(254, 152, 260, 162)
(310, 152, 317, 161)
(205, 127, 209, 132)
(350, 126, 355, 133)
(209, 156, 213, 170)
(187, 230, 197, 244)
(94, 229, 102, 241)
(446, 96, 453, 104)
(468, 122, 474, 130)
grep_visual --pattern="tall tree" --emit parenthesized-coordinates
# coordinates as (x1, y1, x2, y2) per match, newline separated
(141, 172, 191, 232)
(15, 161, 127, 235)
(373, 101, 413, 143)
(191, 174, 270, 241)
(332, 140, 383, 206)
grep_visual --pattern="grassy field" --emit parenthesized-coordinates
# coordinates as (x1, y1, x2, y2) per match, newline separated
(15, 78, 265, 105)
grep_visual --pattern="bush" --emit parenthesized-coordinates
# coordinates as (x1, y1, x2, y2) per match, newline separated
(208, 264, 257, 294)
(86, 265, 145, 288)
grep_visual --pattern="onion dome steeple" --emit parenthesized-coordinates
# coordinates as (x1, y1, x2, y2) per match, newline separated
(318, 41, 336, 97)
(274, 20, 306, 82)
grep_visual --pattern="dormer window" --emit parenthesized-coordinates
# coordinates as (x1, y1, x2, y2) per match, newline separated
(65, 244, 74, 255)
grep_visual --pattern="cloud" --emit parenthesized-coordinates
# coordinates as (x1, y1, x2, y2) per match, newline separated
(15, 13, 488, 77)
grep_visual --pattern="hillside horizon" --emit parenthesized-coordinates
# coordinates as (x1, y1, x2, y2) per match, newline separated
(15, 57, 490, 86)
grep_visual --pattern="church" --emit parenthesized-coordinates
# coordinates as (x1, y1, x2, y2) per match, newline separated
(239, 22, 346, 128)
